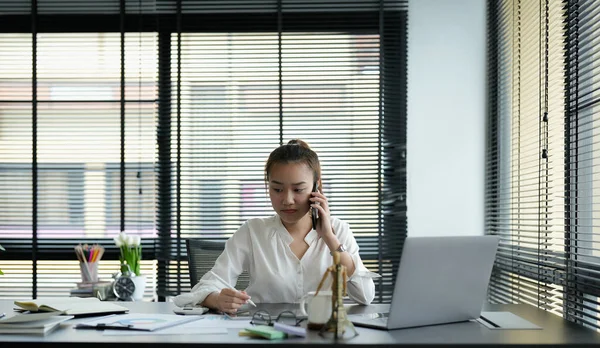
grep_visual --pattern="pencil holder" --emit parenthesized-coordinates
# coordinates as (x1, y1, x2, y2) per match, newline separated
(80, 262, 99, 283)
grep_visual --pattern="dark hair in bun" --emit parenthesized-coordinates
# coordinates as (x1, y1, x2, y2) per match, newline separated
(265, 139, 321, 190)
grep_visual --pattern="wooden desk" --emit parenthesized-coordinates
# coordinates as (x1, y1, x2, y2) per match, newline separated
(0, 300, 599, 347)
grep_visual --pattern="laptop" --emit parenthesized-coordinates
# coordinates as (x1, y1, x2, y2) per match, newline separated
(350, 235, 499, 330)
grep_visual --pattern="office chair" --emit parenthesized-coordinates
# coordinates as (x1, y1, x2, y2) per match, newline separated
(186, 239, 250, 291)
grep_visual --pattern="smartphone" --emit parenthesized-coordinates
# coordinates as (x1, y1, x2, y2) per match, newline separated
(173, 305, 209, 315)
(312, 182, 319, 230)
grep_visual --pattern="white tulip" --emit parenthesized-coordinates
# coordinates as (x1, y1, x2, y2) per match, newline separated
(132, 235, 141, 247)
(118, 232, 128, 245)
(113, 236, 123, 247)
(126, 235, 135, 247)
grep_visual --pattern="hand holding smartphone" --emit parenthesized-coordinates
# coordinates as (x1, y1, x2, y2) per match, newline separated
(311, 182, 319, 230)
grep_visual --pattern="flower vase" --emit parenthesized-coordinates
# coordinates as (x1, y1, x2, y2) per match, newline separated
(131, 274, 146, 301)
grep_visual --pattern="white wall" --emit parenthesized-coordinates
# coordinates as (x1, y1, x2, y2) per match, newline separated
(407, 0, 486, 236)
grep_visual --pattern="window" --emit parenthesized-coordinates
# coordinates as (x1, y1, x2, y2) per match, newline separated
(0, 0, 407, 302)
(487, 0, 600, 330)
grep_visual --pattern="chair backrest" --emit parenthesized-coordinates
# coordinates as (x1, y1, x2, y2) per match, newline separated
(186, 239, 250, 291)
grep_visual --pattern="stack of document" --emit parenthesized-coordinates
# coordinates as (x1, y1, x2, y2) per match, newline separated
(0, 311, 73, 335)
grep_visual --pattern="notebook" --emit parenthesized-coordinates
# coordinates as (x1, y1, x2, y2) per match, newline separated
(0, 311, 64, 324)
(0, 314, 73, 335)
(349, 235, 500, 330)
(14, 297, 129, 316)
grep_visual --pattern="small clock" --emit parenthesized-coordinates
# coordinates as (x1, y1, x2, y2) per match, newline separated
(113, 264, 136, 301)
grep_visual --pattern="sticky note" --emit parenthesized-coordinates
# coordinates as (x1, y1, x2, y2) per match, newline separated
(243, 325, 287, 340)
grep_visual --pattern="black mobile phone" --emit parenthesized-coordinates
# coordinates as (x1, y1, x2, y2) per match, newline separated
(312, 182, 319, 230)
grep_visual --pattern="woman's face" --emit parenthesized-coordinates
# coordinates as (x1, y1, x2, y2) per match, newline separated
(268, 162, 315, 226)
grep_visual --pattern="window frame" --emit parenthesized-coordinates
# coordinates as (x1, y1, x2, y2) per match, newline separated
(0, 3, 408, 302)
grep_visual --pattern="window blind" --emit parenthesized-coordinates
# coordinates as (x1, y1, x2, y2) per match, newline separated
(159, 0, 408, 302)
(564, 0, 600, 329)
(487, 0, 600, 331)
(0, 0, 407, 303)
(487, 0, 566, 315)
(0, 1, 159, 300)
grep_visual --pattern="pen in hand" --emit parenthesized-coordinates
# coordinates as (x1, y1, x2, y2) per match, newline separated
(207, 270, 257, 307)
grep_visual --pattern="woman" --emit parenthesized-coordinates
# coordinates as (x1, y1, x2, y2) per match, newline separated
(174, 139, 375, 314)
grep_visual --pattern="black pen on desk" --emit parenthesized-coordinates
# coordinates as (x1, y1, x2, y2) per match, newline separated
(207, 270, 256, 307)
(0, 312, 5, 319)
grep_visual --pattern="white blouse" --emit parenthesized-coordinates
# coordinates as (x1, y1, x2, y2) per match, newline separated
(174, 215, 376, 307)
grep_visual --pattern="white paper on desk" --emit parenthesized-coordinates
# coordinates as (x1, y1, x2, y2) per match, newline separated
(197, 314, 251, 328)
(104, 325, 227, 336)
(103, 314, 248, 334)
(75, 313, 200, 331)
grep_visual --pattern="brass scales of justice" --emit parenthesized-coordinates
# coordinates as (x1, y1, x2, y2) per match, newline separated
(314, 251, 359, 339)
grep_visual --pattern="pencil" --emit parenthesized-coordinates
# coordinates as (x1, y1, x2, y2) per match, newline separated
(208, 270, 256, 307)
(75, 245, 92, 282)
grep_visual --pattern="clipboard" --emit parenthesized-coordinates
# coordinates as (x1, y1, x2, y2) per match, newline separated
(74, 313, 202, 331)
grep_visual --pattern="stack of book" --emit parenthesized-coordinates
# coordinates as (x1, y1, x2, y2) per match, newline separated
(0, 311, 73, 335)
(0, 297, 129, 335)
(69, 281, 112, 298)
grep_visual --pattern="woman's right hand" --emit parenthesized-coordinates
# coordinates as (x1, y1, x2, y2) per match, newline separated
(214, 288, 251, 314)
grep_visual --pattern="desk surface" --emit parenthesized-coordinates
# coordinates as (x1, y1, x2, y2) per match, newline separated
(0, 300, 599, 347)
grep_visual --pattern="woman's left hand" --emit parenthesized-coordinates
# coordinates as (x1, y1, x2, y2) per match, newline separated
(311, 190, 334, 239)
